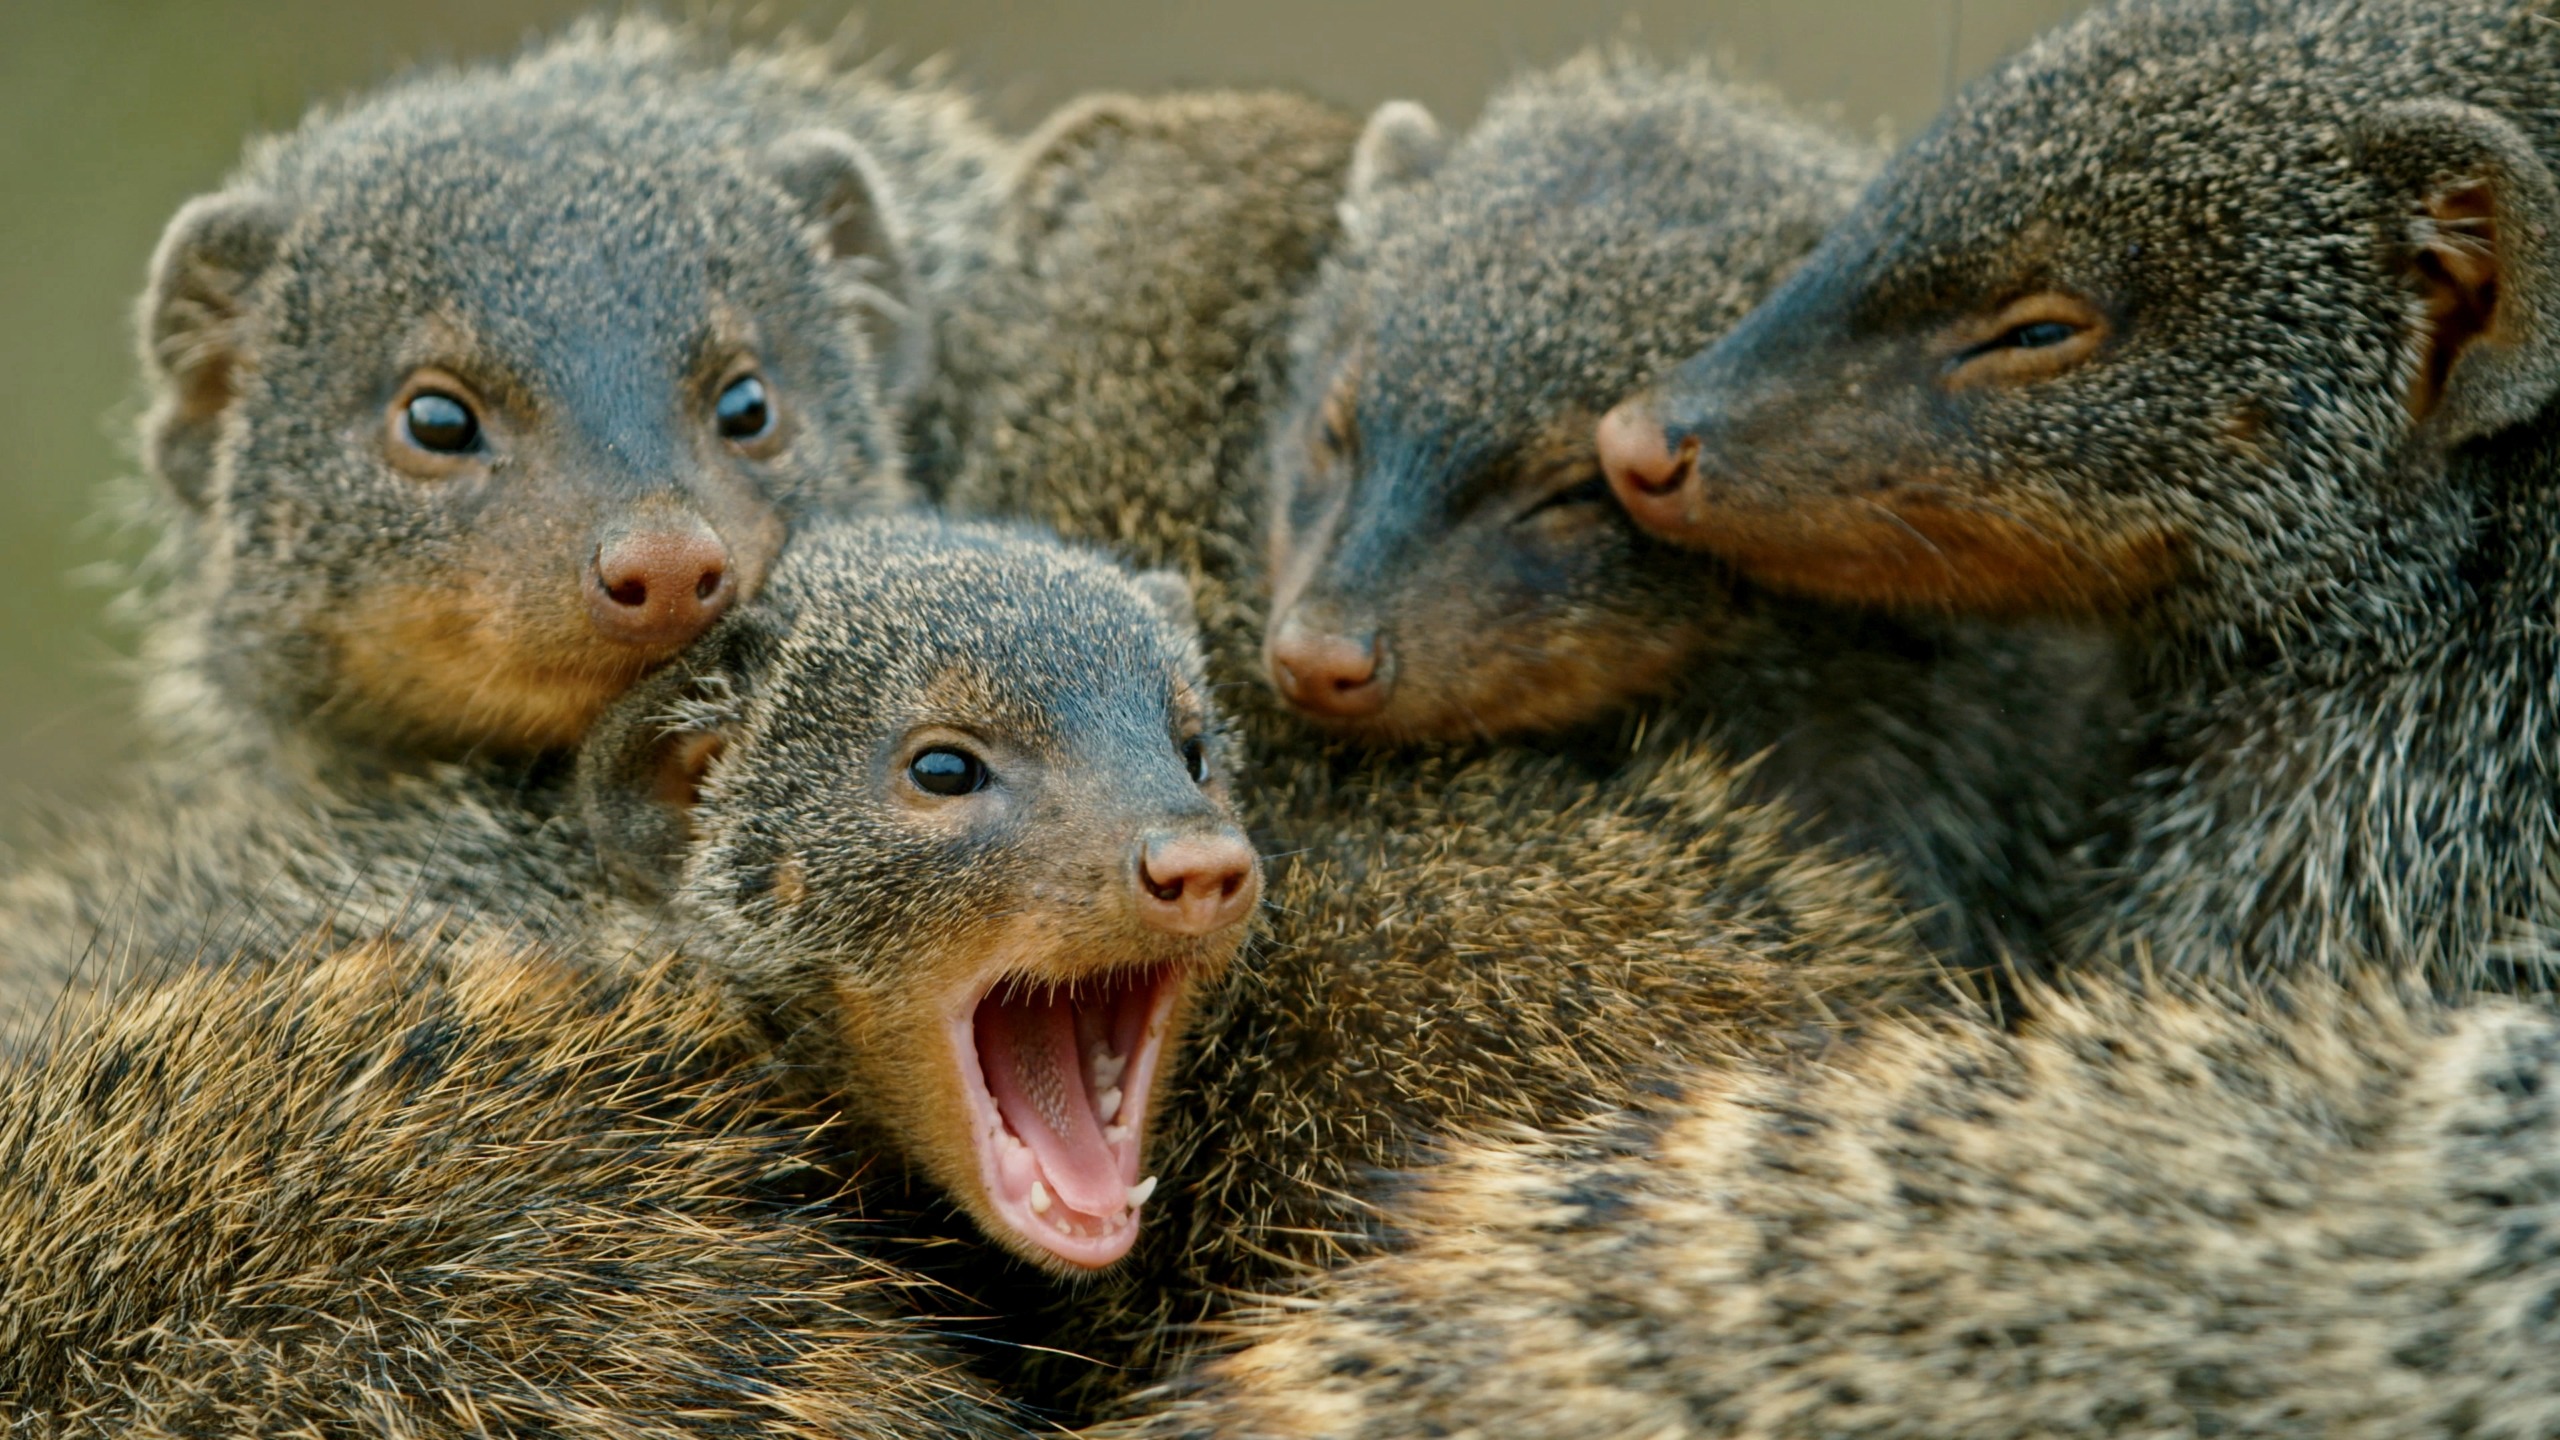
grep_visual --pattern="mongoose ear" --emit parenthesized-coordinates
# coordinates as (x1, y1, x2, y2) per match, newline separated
(139, 189, 290, 510)
(1339, 101, 1446, 245)
(1130, 567, 1200, 638)
(576, 624, 764, 901)
(766, 129, 930, 405)
(1002, 94, 1148, 257)
(2355, 100, 2560, 442)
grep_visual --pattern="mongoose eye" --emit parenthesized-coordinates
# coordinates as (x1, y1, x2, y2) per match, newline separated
(1517, 471, 1613, 525)
(1942, 292, 2109, 391)
(908, 746, 990, 797)
(401, 391, 481, 454)
(715, 375, 775, 442)
(1992, 321, 2081, 351)
(1181, 736, 1209, 784)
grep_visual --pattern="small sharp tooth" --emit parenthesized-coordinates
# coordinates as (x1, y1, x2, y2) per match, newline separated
(1104, 1122, 1130, 1145)
(1090, 1046, 1127, 1088)
(1095, 1086, 1123, 1125)
(1029, 1181, 1053, 1215)
(1127, 1176, 1158, 1208)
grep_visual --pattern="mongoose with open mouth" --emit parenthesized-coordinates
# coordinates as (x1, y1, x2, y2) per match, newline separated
(1596, 0, 2560, 988)
(580, 515, 1260, 1276)
(4, 512, 1254, 1428)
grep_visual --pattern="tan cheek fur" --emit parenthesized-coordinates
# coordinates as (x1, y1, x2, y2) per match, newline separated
(325, 580, 660, 754)
(1692, 484, 2186, 616)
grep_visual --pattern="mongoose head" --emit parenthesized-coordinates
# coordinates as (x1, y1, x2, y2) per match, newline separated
(581, 516, 1258, 1273)
(1598, 1, 2560, 639)
(1263, 59, 1874, 740)
(140, 24, 924, 761)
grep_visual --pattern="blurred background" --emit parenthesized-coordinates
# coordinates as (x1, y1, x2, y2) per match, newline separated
(0, 0, 2083, 834)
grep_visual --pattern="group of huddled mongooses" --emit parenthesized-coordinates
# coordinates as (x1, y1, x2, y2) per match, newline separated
(5, 0, 2560, 1433)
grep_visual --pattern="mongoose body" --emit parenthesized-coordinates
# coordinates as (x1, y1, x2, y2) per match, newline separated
(1125, 978, 2560, 1440)
(0, 940, 1030, 1440)
(3, 512, 1257, 1425)
(1596, 0, 2560, 988)
(1263, 54, 2124, 966)
(934, 90, 1927, 1411)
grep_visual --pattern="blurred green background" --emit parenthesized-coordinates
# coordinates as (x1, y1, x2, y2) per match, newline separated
(0, 0, 2081, 834)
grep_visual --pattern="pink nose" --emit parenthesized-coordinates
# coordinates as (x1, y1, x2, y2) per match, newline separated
(1135, 830, 1259, 937)
(1265, 615, 1389, 719)
(588, 522, 735, 651)
(1596, 396, 1700, 541)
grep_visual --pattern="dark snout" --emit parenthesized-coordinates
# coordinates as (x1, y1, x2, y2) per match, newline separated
(1131, 827, 1260, 937)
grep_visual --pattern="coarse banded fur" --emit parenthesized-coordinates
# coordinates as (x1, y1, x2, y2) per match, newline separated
(931, 89, 1932, 1414)
(0, 937, 1028, 1439)
(1601, 0, 2560, 989)
(7, 16, 1002, 1017)
(5, 512, 1253, 1430)
(131, 13, 989, 777)
(1262, 52, 2125, 967)
(1128, 978, 2560, 1440)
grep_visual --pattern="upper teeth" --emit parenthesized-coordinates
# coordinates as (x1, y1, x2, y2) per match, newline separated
(1127, 1176, 1158, 1208)
(1095, 1086, 1123, 1125)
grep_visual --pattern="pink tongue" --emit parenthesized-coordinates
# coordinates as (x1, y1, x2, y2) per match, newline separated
(975, 988, 1126, 1217)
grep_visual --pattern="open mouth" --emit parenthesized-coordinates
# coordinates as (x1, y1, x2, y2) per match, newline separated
(950, 961, 1190, 1269)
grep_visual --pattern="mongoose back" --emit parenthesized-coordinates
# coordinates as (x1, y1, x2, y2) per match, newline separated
(1261, 54, 2124, 966)
(133, 14, 994, 777)
(1124, 978, 2560, 1440)
(934, 90, 1930, 1412)
(1595, 0, 2560, 988)
(0, 939, 1032, 1440)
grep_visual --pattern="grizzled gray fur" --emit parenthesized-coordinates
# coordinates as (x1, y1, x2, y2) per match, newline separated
(1612, 0, 2560, 988)
(2, 512, 1237, 1431)
(933, 87, 1930, 1418)
(132, 13, 994, 778)
(1264, 52, 2125, 967)
(1126, 977, 2560, 1440)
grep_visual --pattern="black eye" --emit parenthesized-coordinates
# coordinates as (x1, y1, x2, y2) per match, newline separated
(716, 374, 774, 441)
(1520, 472, 1612, 523)
(908, 746, 989, 796)
(1181, 736, 1209, 784)
(402, 391, 480, 453)
(1997, 320, 2081, 351)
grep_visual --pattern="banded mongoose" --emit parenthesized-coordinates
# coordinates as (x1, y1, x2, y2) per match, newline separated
(133, 14, 993, 776)
(932, 89, 1930, 1411)
(1120, 977, 2560, 1440)
(0, 939, 1031, 1440)
(1261, 53, 2124, 966)
(1594, 0, 2560, 988)
(579, 515, 1261, 1274)
(4, 512, 1256, 1427)
(5, 17, 998, 1012)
